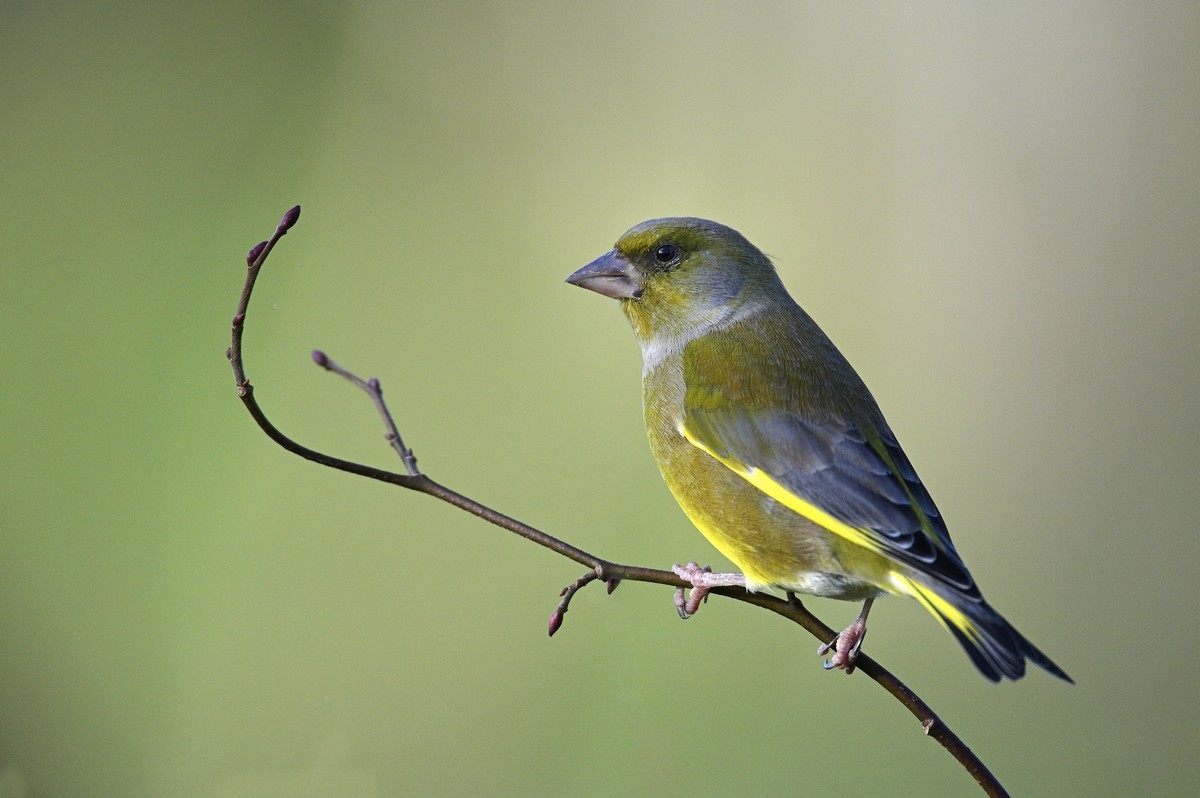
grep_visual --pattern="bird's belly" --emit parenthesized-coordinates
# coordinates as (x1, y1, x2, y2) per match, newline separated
(775, 570, 880, 600)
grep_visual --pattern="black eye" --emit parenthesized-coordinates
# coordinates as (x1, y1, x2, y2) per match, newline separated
(654, 244, 679, 264)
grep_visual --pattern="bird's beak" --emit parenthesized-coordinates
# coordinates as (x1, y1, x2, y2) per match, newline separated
(566, 250, 643, 300)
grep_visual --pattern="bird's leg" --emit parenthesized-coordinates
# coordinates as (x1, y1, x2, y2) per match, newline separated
(672, 561, 746, 619)
(818, 598, 874, 674)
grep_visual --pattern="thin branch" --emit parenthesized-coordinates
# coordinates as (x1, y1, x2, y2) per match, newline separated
(311, 350, 420, 476)
(227, 206, 1009, 798)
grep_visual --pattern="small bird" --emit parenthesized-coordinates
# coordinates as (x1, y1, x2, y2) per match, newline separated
(567, 217, 1071, 683)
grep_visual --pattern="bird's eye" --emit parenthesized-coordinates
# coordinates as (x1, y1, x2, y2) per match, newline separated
(654, 244, 679, 264)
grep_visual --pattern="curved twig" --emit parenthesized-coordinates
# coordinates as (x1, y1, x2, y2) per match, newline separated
(227, 206, 1009, 798)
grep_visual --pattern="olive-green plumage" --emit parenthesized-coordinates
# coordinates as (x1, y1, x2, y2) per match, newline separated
(567, 217, 1071, 683)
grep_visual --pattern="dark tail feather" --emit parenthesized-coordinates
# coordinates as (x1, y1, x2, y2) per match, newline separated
(945, 604, 1073, 682)
(906, 578, 1073, 683)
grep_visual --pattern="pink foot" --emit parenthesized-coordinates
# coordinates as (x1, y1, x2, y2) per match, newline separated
(818, 598, 874, 675)
(671, 562, 746, 619)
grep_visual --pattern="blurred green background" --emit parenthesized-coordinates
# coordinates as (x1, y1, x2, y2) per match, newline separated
(2, 2, 1197, 796)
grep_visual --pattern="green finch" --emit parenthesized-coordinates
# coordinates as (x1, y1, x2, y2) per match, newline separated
(566, 217, 1071, 683)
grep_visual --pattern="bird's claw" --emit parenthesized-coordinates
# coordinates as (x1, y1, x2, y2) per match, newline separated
(671, 562, 748, 618)
(818, 617, 868, 675)
(672, 562, 713, 618)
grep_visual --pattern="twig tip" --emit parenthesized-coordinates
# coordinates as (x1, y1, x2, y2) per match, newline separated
(548, 609, 564, 637)
(312, 349, 329, 368)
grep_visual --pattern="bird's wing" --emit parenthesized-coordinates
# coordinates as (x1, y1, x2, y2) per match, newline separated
(681, 400, 982, 601)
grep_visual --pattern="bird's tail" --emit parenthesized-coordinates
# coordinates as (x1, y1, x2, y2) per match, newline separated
(891, 574, 1073, 683)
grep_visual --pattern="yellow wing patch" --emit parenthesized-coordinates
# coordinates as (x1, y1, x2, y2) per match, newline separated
(679, 422, 889, 558)
(888, 572, 980, 643)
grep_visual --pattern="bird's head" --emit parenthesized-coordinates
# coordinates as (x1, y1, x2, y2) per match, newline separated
(567, 217, 787, 344)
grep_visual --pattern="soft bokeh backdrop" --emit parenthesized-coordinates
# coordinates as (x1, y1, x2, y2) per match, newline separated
(3, 2, 1197, 796)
